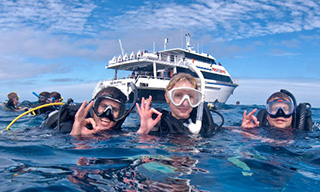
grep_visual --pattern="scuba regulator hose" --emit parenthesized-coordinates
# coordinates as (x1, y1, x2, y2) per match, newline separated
(5, 102, 65, 131)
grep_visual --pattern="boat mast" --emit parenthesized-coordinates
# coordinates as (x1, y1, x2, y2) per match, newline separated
(164, 38, 168, 50)
(185, 33, 191, 51)
(119, 39, 124, 57)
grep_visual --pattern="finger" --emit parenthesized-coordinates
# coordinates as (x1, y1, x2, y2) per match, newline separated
(247, 108, 257, 117)
(75, 101, 87, 118)
(145, 95, 152, 110)
(136, 103, 141, 114)
(153, 112, 162, 125)
(86, 118, 97, 129)
(252, 115, 260, 126)
(150, 108, 161, 115)
(141, 97, 145, 110)
(84, 101, 94, 113)
(78, 101, 87, 111)
(243, 110, 247, 119)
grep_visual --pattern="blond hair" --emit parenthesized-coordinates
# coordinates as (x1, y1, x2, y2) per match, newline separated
(166, 73, 198, 91)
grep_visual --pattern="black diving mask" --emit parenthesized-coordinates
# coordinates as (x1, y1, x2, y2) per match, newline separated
(266, 100, 294, 118)
(92, 95, 126, 122)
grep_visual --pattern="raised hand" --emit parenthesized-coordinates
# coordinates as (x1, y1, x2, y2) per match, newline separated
(136, 96, 162, 134)
(241, 108, 260, 128)
(70, 101, 97, 136)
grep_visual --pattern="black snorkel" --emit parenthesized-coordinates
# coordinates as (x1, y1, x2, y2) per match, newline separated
(112, 82, 138, 130)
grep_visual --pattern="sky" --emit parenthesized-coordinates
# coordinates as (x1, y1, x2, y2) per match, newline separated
(0, 0, 319, 107)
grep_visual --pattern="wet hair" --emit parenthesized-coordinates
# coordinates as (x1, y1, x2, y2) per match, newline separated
(266, 92, 292, 104)
(95, 87, 127, 103)
(7, 92, 18, 100)
(50, 91, 61, 100)
(166, 73, 198, 91)
(38, 91, 51, 104)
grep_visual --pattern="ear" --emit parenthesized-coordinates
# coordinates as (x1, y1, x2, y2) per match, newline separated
(165, 92, 170, 104)
(266, 114, 271, 122)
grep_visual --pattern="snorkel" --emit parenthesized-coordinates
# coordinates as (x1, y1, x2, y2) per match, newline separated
(183, 62, 205, 134)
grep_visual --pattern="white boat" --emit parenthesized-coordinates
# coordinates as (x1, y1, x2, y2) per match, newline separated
(94, 35, 238, 103)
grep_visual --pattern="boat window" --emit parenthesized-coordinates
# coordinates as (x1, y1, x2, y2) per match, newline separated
(177, 68, 232, 83)
(184, 52, 216, 64)
(170, 55, 175, 62)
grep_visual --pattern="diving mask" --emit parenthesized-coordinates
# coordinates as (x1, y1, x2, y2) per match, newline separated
(266, 99, 294, 118)
(167, 87, 203, 108)
(92, 95, 126, 122)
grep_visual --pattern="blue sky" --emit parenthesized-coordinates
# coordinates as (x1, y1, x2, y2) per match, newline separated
(0, 0, 319, 107)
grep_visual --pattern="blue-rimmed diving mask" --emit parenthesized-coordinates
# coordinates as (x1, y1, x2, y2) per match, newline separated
(266, 99, 294, 118)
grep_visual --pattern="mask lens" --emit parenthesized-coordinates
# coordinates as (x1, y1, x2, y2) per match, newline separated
(266, 100, 294, 116)
(93, 95, 126, 121)
(169, 87, 203, 107)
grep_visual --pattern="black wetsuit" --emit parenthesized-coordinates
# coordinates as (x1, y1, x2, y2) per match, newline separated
(256, 106, 313, 131)
(150, 104, 219, 137)
(5, 100, 18, 110)
(41, 103, 125, 134)
(31, 102, 56, 116)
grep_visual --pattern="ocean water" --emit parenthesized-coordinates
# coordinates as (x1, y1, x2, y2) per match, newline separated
(0, 103, 320, 192)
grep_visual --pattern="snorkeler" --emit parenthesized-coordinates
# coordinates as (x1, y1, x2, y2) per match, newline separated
(41, 84, 137, 136)
(241, 89, 312, 131)
(50, 91, 63, 103)
(136, 73, 218, 136)
(31, 91, 57, 116)
(70, 87, 128, 136)
(3, 92, 28, 112)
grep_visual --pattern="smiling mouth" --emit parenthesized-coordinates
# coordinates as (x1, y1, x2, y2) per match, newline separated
(177, 107, 189, 112)
(275, 118, 286, 123)
(100, 118, 111, 123)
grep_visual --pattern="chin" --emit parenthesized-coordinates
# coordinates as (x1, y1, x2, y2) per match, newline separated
(177, 113, 190, 119)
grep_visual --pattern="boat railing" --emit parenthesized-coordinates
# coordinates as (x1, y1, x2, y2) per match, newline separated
(113, 74, 171, 82)
(135, 75, 171, 81)
(233, 78, 239, 84)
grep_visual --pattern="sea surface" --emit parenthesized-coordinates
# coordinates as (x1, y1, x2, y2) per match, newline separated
(0, 102, 320, 192)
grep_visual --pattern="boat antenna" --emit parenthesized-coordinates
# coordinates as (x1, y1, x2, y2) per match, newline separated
(185, 33, 191, 51)
(119, 39, 124, 57)
(164, 38, 169, 50)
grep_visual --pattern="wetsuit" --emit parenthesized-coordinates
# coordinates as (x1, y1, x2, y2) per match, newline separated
(31, 102, 56, 116)
(41, 103, 126, 134)
(5, 100, 18, 110)
(150, 104, 219, 137)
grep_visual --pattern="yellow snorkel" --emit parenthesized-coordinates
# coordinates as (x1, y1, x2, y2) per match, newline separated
(5, 102, 65, 131)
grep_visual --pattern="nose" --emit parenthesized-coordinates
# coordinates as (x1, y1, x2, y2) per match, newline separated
(181, 98, 190, 107)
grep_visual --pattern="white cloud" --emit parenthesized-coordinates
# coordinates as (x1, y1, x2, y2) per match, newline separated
(104, 0, 320, 41)
(0, 0, 96, 34)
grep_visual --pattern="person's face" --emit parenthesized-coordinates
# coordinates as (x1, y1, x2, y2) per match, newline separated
(12, 98, 19, 105)
(92, 98, 119, 131)
(165, 80, 195, 120)
(266, 97, 293, 129)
